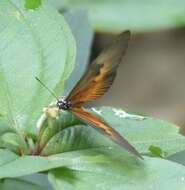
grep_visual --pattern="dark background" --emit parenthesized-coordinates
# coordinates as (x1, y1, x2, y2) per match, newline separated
(92, 29, 185, 127)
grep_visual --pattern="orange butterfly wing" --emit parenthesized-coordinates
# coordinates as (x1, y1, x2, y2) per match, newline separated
(65, 31, 142, 158)
(66, 31, 130, 106)
(71, 107, 142, 159)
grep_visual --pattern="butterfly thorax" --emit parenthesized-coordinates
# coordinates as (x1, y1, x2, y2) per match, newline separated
(57, 99, 71, 110)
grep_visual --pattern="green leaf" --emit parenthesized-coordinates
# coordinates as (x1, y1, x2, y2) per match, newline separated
(0, 119, 14, 136)
(1, 147, 185, 190)
(0, 149, 110, 178)
(63, 10, 93, 95)
(41, 107, 185, 157)
(0, 132, 27, 153)
(148, 145, 166, 158)
(1, 132, 22, 147)
(0, 178, 47, 190)
(0, 149, 18, 166)
(24, 0, 42, 10)
(1, 107, 184, 183)
(49, 0, 185, 33)
(37, 110, 82, 153)
(0, 0, 76, 134)
(48, 151, 185, 190)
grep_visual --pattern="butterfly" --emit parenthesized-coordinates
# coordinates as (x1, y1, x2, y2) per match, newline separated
(37, 31, 142, 159)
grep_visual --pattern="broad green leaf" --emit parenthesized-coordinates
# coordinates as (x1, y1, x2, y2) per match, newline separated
(1, 146, 185, 190)
(41, 107, 185, 157)
(49, 0, 185, 33)
(24, 0, 42, 10)
(63, 10, 93, 95)
(0, 149, 114, 178)
(0, 178, 47, 190)
(0, 0, 76, 135)
(48, 151, 185, 190)
(0, 155, 61, 179)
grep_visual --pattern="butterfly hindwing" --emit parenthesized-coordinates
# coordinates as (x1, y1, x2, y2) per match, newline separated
(71, 107, 142, 159)
(66, 31, 130, 106)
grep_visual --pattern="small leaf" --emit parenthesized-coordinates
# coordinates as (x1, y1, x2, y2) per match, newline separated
(24, 0, 42, 10)
(148, 145, 166, 158)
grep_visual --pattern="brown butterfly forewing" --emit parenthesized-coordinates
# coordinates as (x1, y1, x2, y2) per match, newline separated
(57, 31, 142, 159)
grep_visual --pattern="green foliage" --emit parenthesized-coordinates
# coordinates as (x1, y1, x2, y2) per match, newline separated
(1, 107, 185, 189)
(1, 0, 185, 190)
(39, 107, 185, 157)
(0, 0, 76, 137)
(1, 149, 185, 189)
(48, 154, 185, 190)
(24, 0, 42, 10)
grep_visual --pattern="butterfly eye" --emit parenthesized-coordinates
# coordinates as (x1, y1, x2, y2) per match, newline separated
(56, 101, 62, 108)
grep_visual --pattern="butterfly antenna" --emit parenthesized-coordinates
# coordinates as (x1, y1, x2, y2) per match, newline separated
(35, 76, 59, 101)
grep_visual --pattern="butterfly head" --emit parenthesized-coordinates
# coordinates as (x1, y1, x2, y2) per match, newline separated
(57, 99, 71, 110)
